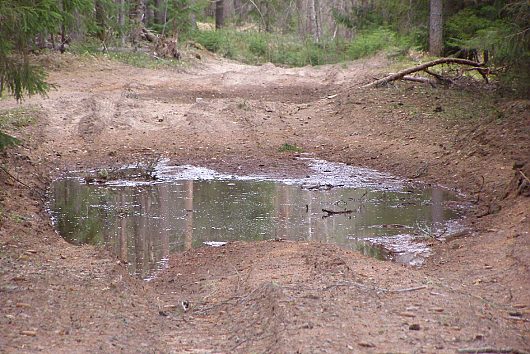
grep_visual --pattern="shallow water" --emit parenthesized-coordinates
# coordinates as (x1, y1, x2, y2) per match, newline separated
(49, 160, 463, 279)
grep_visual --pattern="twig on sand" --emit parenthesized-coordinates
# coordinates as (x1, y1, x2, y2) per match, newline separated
(323, 281, 427, 294)
(519, 170, 530, 184)
(458, 347, 529, 354)
(390, 285, 428, 293)
(0, 165, 46, 198)
(0, 165, 32, 189)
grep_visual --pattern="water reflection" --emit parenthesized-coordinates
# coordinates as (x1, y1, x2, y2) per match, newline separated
(50, 178, 460, 279)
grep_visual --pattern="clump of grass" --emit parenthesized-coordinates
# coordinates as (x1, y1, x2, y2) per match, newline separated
(0, 107, 38, 129)
(0, 107, 37, 150)
(237, 100, 250, 110)
(106, 51, 183, 69)
(278, 143, 303, 153)
(0, 132, 20, 151)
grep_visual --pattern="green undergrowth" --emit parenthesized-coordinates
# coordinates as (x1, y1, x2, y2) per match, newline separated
(0, 131, 20, 150)
(0, 106, 39, 150)
(188, 27, 412, 67)
(69, 40, 184, 69)
(0, 106, 38, 129)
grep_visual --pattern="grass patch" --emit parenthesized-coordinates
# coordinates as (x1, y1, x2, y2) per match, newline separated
(278, 143, 304, 153)
(0, 107, 38, 130)
(188, 27, 411, 67)
(105, 51, 183, 69)
(0, 132, 20, 150)
(69, 40, 183, 70)
(0, 106, 37, 150)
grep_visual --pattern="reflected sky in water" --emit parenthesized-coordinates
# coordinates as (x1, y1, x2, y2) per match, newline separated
(49, 175, 461, 279)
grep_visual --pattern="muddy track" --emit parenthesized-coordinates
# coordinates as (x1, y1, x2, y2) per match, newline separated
(0, 54, 528, 353)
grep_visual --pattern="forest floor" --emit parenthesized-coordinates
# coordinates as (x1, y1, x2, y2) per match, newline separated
(0, 51, 529, 353)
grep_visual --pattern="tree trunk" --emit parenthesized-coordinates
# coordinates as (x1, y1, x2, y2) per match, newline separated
(117, 0, 126, 45)
(429, 0, 443, 56)
(95, 0, 106, 42)
(233, 0, 242, 23)
(130, 0, 146, 46)
(154, 0, 166, 25)
(215, 0, 225, 30)
(309, 0, 321, 42)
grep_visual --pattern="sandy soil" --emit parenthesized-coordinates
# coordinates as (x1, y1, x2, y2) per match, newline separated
(0, 52, 529, 353)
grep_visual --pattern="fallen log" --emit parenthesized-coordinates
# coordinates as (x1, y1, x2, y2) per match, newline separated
(363, 58, 485, 88)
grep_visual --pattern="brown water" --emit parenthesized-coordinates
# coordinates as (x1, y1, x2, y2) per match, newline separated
(49, 161, 463, 279)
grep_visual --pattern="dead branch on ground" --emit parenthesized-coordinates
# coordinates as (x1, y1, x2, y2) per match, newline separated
(139, 27, 180, 59)
(401, 75, 437, 86)
(0, 165, 33, 189)
(363, 58, 486, 88)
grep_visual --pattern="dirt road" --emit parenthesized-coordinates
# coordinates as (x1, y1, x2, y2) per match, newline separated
(1, 53, 529, 353)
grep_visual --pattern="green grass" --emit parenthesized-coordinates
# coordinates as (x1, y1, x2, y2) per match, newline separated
(278, 143, 304, 153)
(0, 107, 38, 129)
(0, 132, 20, 150)
(0, 106, 38, 150)
(105, 51, 183, 69)
(69, 40, 184, 69)
(68, 27, 412, 69)
(188, 27, 412, 67)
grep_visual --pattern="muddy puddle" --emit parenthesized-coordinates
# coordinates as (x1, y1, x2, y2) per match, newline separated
(49, 159, 464, 279)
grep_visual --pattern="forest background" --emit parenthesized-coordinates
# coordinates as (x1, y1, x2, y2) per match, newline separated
(0, 0, 529, 107)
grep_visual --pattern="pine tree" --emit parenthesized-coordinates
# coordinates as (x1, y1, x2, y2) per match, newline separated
(0, 0, 91, 101)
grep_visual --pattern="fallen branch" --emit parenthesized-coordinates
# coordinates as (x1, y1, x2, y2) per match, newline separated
(519, 170, 530, 184)
(423, 68, 445, 81)
(322, 208, 353, 215)
(363, 58, 485, 88)
(0, 165, 33, 190)
(462, 67, 492, 83)
(402, 75, 437, 86)
(322, 281, 427, 294)
(390, 285, 428, 293)
(458, 347, 529, 354)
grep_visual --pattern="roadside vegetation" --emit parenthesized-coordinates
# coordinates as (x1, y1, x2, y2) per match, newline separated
(0, 107, 39, 150)
(189, 27, 410, 67)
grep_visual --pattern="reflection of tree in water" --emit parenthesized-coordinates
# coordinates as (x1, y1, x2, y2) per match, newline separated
(51, 180, 111, 246)
(184, 181, 193, 251)
(119, 194, 128, 264)
(354, 241, 387, 261)
(158, 184, 170, 260)
(51, 178, 461, 278)
(191, 181, 276, 244)
(274, 184, 290, 239)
